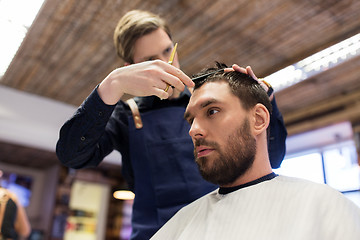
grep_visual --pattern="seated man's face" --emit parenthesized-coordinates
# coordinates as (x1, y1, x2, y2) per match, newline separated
(131, 28, 180, 68)
(185, 81, 256, 186)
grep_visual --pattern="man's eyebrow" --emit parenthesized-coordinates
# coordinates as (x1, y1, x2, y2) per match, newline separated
(184, 99, 219, 120)
(200, 99, 218, 108)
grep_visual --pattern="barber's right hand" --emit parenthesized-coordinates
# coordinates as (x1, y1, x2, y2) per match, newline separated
(98, 60, 194, 105)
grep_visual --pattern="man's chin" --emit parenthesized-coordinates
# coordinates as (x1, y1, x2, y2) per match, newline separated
(196, 156, 211, 168)
(196, 157, 215, 176)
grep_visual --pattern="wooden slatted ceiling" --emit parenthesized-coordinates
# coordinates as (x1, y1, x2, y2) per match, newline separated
(276, 55, 360, 136)
(1, 0, 360, 137)
(277, 56, 360, 114)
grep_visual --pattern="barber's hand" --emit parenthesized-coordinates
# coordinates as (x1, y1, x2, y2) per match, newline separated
(98, 60, 194, 105)
(225, 64, 274, 101)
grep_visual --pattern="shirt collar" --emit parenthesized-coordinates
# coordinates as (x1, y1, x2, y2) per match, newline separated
(218, 172, 278, 195)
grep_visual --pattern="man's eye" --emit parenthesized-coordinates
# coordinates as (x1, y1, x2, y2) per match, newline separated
(186, 118, 193, 125)
(208, 109, 219, 116)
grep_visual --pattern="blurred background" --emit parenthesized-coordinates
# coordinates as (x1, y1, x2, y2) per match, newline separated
(1, 0, 360, 239)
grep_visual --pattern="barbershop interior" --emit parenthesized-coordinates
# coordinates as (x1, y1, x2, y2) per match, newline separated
(1, 0, 360, 239)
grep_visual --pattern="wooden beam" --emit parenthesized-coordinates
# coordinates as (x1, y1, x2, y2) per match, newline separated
(286, 101, 360, 136)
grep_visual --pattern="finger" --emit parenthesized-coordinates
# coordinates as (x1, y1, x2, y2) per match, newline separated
(153, 87, 170, 100)
(157, 81, 174, 97)
(224, 67, 234, 72)
(164, 83, 170, 93)
(159, 72, 185, 92)
(232, 64, 247, 74)
(161, 69, 195, 92)
(157, 80, 169, 92)
(165, 65, 194, 88)
(246, 66, 258, 80)
(166, 85, 174, 96)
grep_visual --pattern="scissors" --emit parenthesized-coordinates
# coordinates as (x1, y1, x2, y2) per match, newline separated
(164, 43, 178, 93)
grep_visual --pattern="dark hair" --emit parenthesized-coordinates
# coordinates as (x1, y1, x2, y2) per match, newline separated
(193, 62, 272, 114)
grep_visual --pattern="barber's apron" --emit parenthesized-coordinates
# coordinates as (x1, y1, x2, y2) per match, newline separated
(128, 106, 217, 240)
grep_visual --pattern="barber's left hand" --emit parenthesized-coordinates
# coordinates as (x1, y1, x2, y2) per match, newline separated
(225, 64, 274, 101)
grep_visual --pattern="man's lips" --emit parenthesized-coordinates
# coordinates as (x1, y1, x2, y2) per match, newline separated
(196, 146, 214, 158)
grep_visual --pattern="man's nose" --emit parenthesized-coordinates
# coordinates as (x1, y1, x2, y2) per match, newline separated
(189, 119, 204, 139)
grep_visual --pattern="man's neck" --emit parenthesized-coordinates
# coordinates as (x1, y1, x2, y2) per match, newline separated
(221, 156, 273, 188)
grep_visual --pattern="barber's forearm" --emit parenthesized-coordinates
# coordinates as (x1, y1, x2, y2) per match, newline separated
(98, 72, 125, 105)
(56, 87, 115, 168)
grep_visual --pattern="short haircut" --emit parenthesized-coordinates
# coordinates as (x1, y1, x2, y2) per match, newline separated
(193, 62, 272, 115)
(113, 10, 172, 63)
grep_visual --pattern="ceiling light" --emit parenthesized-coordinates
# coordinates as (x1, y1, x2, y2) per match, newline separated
(265, 33, 360, 91)
(113, 190, 135, 200)
(0, 0, 45, 78)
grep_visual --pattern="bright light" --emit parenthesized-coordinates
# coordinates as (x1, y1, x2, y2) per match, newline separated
(113, 190, 135, 200)
(0, 0, 45, 77)
(265, 33, 360, 91)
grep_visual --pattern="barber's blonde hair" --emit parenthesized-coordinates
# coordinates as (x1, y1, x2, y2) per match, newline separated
(113, 10, 172, 63)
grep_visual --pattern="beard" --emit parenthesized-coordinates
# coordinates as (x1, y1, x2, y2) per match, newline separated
(194, 119, 256, 186)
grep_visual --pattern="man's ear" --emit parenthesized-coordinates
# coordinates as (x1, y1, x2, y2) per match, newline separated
(252, 103, 270, 136)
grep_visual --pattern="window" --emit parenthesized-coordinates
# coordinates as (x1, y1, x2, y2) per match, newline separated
(275, 152, 324, 184)
(323, 145, 360, 191)
(274, 141, 360, 207)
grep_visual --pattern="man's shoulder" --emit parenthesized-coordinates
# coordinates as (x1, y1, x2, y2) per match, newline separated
(272, 175, 347, 201)
(176, 188, 218, 213)
(274, 175, 329, 189)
